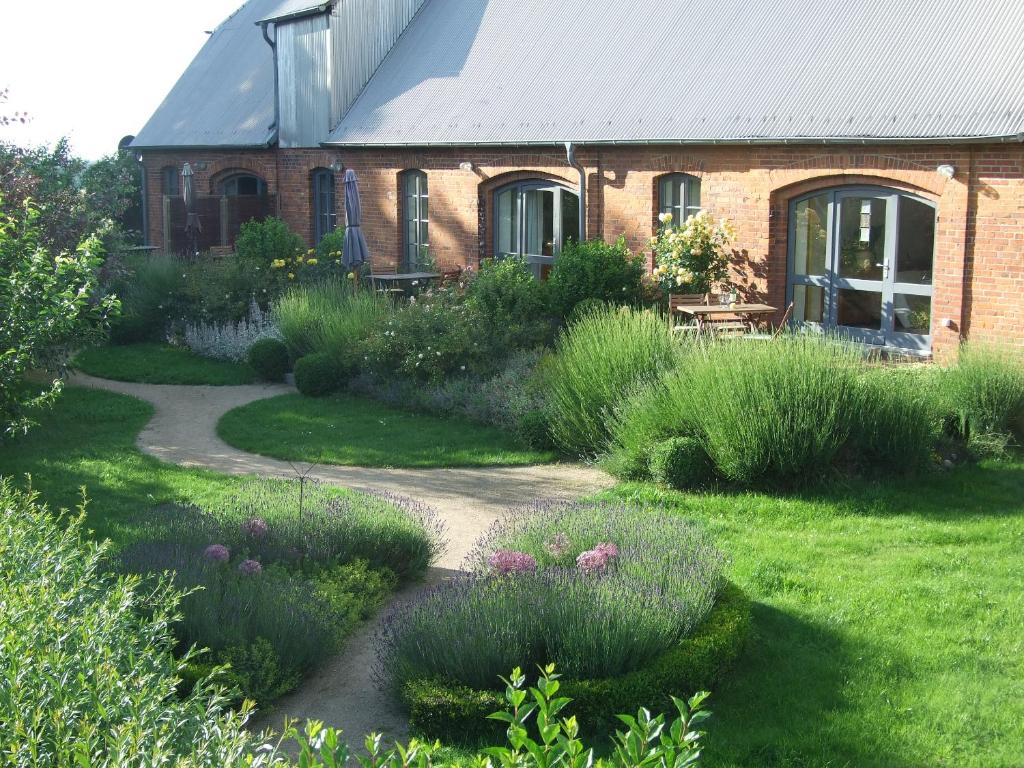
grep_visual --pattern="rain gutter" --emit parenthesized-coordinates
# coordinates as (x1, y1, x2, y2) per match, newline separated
(259, 22, 280, 144)
(565, 142, 586, 241)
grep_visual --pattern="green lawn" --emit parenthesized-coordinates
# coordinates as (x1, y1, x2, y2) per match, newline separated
(594, 475, 1024, 768)
(217, 393, 557, 468)
(74, 343, 256, 385)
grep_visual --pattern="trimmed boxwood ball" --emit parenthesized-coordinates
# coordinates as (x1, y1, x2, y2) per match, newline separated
(247, 338, 289, 382)
(401, 581, 750, 744)
(294, 352, 343, 397)
(649, 436, 715, 489)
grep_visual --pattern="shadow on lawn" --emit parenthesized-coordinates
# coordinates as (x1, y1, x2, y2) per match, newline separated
(706, 602, 918, 768)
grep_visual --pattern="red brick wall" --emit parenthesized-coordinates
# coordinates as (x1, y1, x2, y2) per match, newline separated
(139, 142, 1024, 360)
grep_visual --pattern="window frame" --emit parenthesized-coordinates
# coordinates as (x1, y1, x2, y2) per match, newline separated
(312, 168, 337, 244)
(161, 166, 180, 197)
(657, 173, 702, 224)
(219, 173, 267, 197)
(401, 170, 429, 271)
(493, 179, 580, 277)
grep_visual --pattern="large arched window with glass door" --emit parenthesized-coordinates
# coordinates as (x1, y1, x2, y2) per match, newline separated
(495, 180, 579, 278)
(788, 186, 936, 351)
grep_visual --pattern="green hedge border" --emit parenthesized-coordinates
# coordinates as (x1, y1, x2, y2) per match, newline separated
(402, 580, 751, 744)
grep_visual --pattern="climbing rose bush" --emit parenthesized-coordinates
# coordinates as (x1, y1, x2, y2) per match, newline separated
(651, 210, 735, 294)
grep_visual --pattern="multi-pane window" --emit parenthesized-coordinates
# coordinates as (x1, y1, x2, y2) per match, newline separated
(494, 180, 580, 278)
(658, 174, 701, 224)
(403, 170, 429, 270)
(161, 166, 180, 197)
(220, 174, 266, 196)
(312, 169, 337, 244)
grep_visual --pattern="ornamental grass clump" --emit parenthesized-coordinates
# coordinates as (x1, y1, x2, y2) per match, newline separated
(944, 342, 1024, 452)
(546, 305, 684, 456)
(378, 501, 724, 690)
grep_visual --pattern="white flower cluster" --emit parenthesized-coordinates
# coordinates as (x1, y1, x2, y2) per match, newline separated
(181, 298, 282, 362)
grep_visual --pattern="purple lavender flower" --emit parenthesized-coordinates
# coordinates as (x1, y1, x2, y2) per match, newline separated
(576, 549, 608, 574)
(203, 544, 230, 563)
(241, 517, 269, 539)
(594, 541, 619, 560)
(544, 533, 571, 558)
(488, 549, 537, 575)
(238, 558, 262, 576)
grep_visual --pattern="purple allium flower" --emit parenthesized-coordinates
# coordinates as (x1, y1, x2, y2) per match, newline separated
(488, 549, 537, 575)
(576, 549, 609, 574)
(238, 559, 262, 576)
(544, 533, 571, 558)
(594, 541, 619, 560)
(241, 517, 269, 539)
(203, 544, 230, 563)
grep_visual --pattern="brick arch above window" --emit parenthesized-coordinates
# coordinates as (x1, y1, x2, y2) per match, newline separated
(478, 168, 576, 198)
(207, 164, 272, 195)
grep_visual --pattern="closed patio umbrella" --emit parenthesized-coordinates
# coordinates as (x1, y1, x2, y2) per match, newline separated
(182, 162, 201, 258)
(343, 169, 370, 272)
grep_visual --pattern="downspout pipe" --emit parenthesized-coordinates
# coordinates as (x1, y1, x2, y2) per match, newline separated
(137, 155, 148, 246)
(260, 22, 279, 138)
(565, 142, 586, 241)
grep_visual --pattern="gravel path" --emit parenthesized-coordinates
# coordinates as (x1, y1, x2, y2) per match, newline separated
(70, 373, 611, 742)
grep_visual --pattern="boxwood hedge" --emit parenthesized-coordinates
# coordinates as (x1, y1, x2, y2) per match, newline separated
(401, 580, 750, 744)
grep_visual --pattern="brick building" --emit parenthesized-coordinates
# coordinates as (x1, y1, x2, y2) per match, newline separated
(132, 0, 1024, 360)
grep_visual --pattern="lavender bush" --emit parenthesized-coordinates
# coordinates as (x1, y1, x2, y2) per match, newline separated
(181, 297, 281, 362)
(378, 501, 724, 690)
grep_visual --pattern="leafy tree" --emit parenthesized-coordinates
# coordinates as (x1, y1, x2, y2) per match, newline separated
(0, 198, 118, 438)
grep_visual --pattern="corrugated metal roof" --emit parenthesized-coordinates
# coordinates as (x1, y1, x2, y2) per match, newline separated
(131, 0, 278, 149)
(257, 0, 331, 25)
(327, 0, 1024, 146)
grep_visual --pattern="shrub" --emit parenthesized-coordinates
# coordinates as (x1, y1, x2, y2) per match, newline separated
(401, 584, 747, 743)
(651, 211, 733, 295)
(464, 257, 554, 349)
(315, 227, 346, 260)
(0, 480, 268, 764)
(379, 501, 725, 693)
(648, 436, 715, 489)
(945, 343, 1024, 450)
(184, 298, 281, 362)
(234, 216, 304, 266)
(294, 352, 344, 396)
(108, 252, 184, 343)
(248, 337, 289, 381)
(546, 305, 683, 456)
(547, 237, 644, 318)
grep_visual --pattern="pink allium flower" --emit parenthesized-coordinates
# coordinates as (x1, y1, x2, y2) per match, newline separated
(488, 549, 537, 575)
(544, 533, 571, 558)
(203, 544, 230, 563)
(238, 559, 262, 576)
(576, 549, 609, 574)
(594, 542, 619, 559)
(241, 517, 269, 539)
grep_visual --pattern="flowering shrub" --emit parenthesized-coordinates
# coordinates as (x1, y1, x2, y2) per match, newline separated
(651, 210, 734, 294)
(378, 501, 724, 689)
(203, 543, 230, 563)
(182, 298, 281, 362)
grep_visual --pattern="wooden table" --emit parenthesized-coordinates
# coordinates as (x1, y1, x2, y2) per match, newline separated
(674, 303, 777, 333)
(371, 272, 442, 285)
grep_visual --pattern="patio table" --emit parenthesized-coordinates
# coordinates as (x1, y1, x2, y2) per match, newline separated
(674, 303, 777, 333)
(371, 272, 442, 283)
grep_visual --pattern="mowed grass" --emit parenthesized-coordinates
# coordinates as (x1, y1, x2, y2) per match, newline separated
(74, 343, 256, 385)
(595, 474, 1024, 768)
(0, 387, 272, 544)
(217, 393, 557, 468)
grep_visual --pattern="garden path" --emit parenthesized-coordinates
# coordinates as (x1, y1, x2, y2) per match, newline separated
(70, 373, 611, 744)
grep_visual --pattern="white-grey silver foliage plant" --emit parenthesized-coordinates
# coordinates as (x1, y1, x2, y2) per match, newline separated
(182, 298, 282, 362)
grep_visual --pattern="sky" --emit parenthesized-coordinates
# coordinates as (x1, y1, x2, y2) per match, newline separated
(1, 0, 246, 160)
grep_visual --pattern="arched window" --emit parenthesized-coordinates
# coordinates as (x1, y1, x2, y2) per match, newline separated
(494, 179, 579, 278)
(657, 174, 701, 224)
(402, 170, 429, 270)
(161, 166, 179, 197)
(219, 173, 267, 196)
(788, 186, 936, 351)
(312, 169, 337, 244)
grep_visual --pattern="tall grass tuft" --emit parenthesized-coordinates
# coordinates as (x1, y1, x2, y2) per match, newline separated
(378, 501, 723, 690)
(546, 306, 683, 457)
(944, 342, 1024, 451)
(275, 281, 392, 366)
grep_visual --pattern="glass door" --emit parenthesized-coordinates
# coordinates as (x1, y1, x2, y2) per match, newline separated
(788, 188, 935, 351)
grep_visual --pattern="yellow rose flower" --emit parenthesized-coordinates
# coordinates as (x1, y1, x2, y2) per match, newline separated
(288, 272, 295, 280)
(306, 258, 318, 266)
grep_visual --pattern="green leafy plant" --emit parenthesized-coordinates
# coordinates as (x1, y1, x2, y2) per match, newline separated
(547, 305, 683, 456)
(547, 237, 645, 319)
(0, 200, 118, 437)
(648, 436, 715, 490)
(294, 352, 345, 396)
(106, 252, 185, 343)
(249, 337, 290, 381)
(316, 227, 347, 260)
(651, 211, 733, 294)
(235, 216, 304, 266)
(464, 257, 554, 349)
(945, 342, 1024, 452)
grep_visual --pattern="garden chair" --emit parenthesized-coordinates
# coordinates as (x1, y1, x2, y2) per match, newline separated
(668, 293, 708, 334)
(743, 301, 795, 341)
(704, 293, 749, 338)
